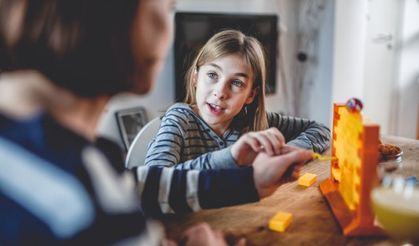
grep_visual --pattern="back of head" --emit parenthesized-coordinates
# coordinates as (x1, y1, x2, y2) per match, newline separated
(0, 0, 139, 97)
(184, 29, 268, 131)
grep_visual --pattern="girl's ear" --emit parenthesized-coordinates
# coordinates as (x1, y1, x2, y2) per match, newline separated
(245, 87, 258, 105)
(192, 68, 198, 86)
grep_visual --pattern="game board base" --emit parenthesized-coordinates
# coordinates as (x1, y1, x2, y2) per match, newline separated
(320, 178, 385, 236)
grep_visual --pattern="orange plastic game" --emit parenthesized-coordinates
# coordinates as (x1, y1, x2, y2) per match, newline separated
(319, 102, 383, 236)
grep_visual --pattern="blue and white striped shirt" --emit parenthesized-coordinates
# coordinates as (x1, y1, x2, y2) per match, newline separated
(145, 103, 331, 169)
(0, 112, 259, 245)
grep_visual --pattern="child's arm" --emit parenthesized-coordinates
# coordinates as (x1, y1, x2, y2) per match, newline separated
(267, 112, 331, 153)
(144, 115, 185, 168)
(146, 123, 238, 169)
(144, 109, 238, 170)
(135, 165, 259, 216)
(146, 116, 286, 170)
(133, 146, 313, 217)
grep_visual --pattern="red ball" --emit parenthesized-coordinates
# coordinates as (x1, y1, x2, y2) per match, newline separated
(345, 98, 363, 112)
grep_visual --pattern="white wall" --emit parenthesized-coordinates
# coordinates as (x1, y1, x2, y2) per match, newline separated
(97, 0, 301, 149)
(395, 0, 419, 138)
(332, 1, 368, 103)
(363, 0, 401, 135)
(333, 0, 418, 139)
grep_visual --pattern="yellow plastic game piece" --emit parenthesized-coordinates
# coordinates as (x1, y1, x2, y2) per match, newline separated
(298, 173, 317, 187)
(312, 152, 337, 161)
(269, 211, 293, 232)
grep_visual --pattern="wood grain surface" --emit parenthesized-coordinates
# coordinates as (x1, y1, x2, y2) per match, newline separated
(161, 136, 419, 246)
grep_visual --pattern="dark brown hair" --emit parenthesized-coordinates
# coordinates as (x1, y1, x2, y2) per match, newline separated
(0, 0, 139, 96)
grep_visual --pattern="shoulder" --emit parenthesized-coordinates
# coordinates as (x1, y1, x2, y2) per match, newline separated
(0, 114, 146, 243)
(0, 112, 88, 158)
(166, 103, 194, 116)
(266, 111, 282, 123)
(266, 111, 279, 118)
(163, 103, 197, 126)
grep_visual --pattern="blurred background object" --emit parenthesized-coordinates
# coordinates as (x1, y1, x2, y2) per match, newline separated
(371, 175, 419, 244)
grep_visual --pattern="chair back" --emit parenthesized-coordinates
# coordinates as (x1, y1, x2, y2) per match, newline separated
(125, 117, 161, 169)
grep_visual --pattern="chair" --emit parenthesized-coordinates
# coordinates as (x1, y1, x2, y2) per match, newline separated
(125, 117, 161, 169)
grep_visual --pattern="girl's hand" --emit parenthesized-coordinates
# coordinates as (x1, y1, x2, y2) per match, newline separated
(252, 146, 313, 198)
(231, 127, 285, 166)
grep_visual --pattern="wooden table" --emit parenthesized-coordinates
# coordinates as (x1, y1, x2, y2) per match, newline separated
(162, 136, 419, 245)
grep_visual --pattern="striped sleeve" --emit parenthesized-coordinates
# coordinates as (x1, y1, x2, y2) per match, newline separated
(133, 166, 259, 217)
(144, 113, 184, 167)
(0, 137, 164, 245)
(145, 106, 237, 170)
(267, 112, 331, 153)
(173, 147, 237, 170)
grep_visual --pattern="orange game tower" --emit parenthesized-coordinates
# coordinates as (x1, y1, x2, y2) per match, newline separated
(320, 102, 383, 236)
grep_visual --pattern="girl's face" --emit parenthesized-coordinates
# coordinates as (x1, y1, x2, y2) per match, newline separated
(194, 54, 256, 135)
(131, 0, 176, 94)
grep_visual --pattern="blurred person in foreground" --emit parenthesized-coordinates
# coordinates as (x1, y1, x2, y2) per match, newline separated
(0, 0, 313, 245)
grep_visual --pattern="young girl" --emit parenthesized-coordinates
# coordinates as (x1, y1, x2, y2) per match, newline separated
(144, 30, 330, 169)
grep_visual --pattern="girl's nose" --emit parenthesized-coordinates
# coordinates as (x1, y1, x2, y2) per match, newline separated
(213, 81, 228, 100)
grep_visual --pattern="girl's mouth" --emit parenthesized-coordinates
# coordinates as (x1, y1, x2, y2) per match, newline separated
(207, 103, 224, 115)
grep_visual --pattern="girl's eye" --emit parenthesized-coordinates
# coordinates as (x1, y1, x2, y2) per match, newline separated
(207, 72, 218, 80)
(232, 80, 245, 88)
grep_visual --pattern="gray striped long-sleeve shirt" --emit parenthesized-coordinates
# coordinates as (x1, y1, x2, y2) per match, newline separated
(145, 103, 330, 170)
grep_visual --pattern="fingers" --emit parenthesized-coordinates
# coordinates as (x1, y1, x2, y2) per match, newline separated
(279, 145, 293, 154)
(162, 239, 178, 246)
(181, 223, 227, 246)
(275, 150, 312, 183)
(279, 148, 313, 164)
(240, 133, 265, 153)
(234, 238, 246, 246)
(247, 132, 273, 155)
(253, 147, 314, 198)
(279, 145, 304, 154)
(282, 162, 303, 183)
(264, 127, 285, 155)
(243, 128, 285, 156)
(291, 163, 303, 179)
(182, 223, 211, 236)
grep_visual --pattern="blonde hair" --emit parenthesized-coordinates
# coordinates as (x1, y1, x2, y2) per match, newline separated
(184, 30, 268, 132)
